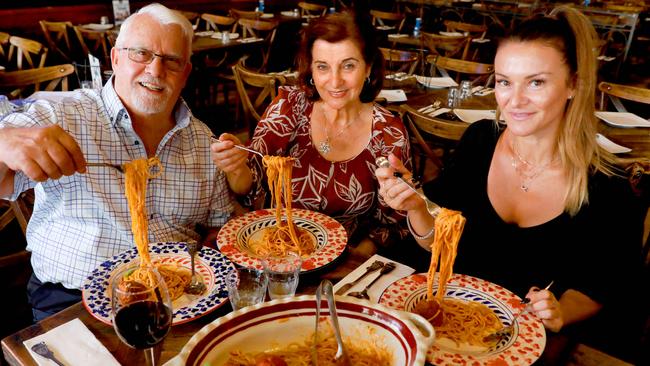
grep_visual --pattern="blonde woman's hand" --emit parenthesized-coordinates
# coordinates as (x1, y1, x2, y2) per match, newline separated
(210, 133, 248, 174)
(525, 286, 563, 332)
(375, 153, 426, 212)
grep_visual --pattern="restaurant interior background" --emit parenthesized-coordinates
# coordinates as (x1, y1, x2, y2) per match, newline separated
(0, 0, 649, 365)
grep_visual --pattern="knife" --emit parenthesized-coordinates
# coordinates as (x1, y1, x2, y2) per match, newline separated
(335, 260, 384, 295)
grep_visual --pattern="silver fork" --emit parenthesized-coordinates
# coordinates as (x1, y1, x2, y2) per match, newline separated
(86, 162, 124, 173)
(376, 157, 441, 217)
(185, 241, 207, 295)
(210, 136, 265, 158)
(31, 341, 65, 366)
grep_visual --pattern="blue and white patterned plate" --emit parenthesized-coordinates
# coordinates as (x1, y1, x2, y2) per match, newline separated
(81, 241, 234, 326)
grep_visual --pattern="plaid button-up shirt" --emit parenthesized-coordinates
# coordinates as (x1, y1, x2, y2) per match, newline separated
(1, 81, 234, 289)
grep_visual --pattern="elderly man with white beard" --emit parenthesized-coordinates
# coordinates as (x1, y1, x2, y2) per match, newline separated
(0, 3, 235, 321)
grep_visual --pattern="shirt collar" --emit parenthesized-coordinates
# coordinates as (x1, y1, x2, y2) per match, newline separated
(101, 76, 193, 129)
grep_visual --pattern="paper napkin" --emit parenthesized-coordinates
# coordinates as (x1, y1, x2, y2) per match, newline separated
(24, 318, 120, 366)
(378, 89, 408, 102)
(596, 133, 632, 154)
(388, 33, 408, 38)
(415, 75, 458, 88)
(334, 254, 415, 303)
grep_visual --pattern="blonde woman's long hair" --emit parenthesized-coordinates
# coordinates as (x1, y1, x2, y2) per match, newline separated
(497, 6, 617, 216)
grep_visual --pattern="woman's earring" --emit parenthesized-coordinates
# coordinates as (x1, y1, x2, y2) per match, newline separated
(309, 77, 314, 86)
(365, 76, 371, 85)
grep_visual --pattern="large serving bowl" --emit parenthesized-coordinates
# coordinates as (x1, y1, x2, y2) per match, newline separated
(167, 295, 435, 365)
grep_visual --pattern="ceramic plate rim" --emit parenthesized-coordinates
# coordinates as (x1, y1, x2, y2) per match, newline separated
(81, 241, 234, 326)
(379, 273, 546, 365)
(216, 208, 347, 273)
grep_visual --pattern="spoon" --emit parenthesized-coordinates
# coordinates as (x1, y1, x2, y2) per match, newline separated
(313, 280, 349, 366)
(335, 260, 384, 295)
(348, 262, 397, 300)
(31, 342, 65, 366)
(184, 241, 206, 295)
(376, 157, 441, 217)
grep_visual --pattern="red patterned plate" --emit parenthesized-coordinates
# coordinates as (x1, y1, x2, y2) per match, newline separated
(380, 273, 546, 366)
(216, 209, 347, 273)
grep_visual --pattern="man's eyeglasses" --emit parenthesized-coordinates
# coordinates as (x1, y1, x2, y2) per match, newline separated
(118, 47, 186, 72)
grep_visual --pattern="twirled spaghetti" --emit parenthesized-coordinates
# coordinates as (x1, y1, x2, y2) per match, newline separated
(249, 155, 316, 258)
(121, 157, 190, 300)
(226, 323, 392, 365)
(436, 298, 503, 348)
(426, 208, 465, 302)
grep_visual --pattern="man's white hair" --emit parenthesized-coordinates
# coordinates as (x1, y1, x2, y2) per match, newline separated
(115, 3, 193, 58)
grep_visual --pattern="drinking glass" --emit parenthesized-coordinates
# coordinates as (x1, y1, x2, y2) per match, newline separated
(263, 252, 302, 300)
(221, 30, 230, 43)
(459, 80, 472, 100)
(226, 266, 268, 310)
(111, 265, 172, 366)
(447, 87, 459, 108)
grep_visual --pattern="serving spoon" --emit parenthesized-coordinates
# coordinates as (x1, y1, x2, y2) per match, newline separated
(313, 280, 349, 366)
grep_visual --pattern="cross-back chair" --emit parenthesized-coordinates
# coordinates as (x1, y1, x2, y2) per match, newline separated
(380, 47, 419, 75)
(39, 20, 75, 63)
(598, 81, 650, 112)
(230, 9, 260, 20)
(6, 36, 48, 70)
(0, 32, 9, 65)
(402, 104, 467, 178)
(443, 20, 488, 61)
(237, 18, 279, 73)
(371, 10, 406, 33)
(178, 10, 201, 29)
(298, 2, 328, 18)
(426, 54, 494, 86)
(0, 63, 74, 99)
(420, 32, 470, 60)
(232, 60, 287, 138)
(200, 13, 237, 33)
(73, 26, 111, 67)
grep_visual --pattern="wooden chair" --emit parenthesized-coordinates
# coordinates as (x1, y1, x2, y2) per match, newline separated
(371, 10, 406, 33)
(0, 31, 11, 65)
(380, 47, 419, 75)
(230, 9, 261, 20)
(200, 13, 237, 33)
(6, 36, 48, 70)
(178, 10, 201, 29)
(420, 32, 470, 60)
(598, 81, 650, 112)
(237, 18, 279, 73)
(0, 63, 75, 99)
(39, 20, 75, 63)
(426, 54, 494, 86)
(73, 26, 111, 66)
(402, 104, 467, 177)
(232, 60, 286, 138)
(443, 20, 488, 60)
(298, 2, 328, 18)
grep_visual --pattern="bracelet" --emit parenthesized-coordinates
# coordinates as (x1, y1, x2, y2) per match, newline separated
(406, 215, 435, 241)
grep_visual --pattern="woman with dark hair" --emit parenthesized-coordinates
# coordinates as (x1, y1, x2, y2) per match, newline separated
(213, 11, 412, 252)
(376, 5, 644, 360)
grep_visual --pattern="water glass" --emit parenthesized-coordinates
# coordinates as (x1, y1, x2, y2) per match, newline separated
(459, 80, 472, 100)
(263, 252, 302, 300)
(100, 16, 109, 25)
(221, 30, 230, 43)
(226, 267, 268, 310)
(447, 87, 460, 108)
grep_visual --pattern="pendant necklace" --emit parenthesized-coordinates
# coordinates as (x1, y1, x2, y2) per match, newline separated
(510, 142, 556, 192)
(318, 104, 362, 154)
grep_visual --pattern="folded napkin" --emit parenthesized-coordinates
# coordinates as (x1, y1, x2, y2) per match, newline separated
(471, 38, 491, 43)
(415, 75, 458, 88)
(453, 108, 497, 123)
(376, 25, 395, 30)
(596, 133, 632, 154)
(377, 89, 407, 102)
(595, 111, 650, 128)
(238, 37, 264, 43)
(388, 33, 408, 38)
(24, 318, 120, 366)
(194, 30, 215, 37)
(334, 254, 415, 303)
(439, 31, 464, 37)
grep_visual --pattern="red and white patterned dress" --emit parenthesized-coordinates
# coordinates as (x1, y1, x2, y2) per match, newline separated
(247, 86, 412, 246)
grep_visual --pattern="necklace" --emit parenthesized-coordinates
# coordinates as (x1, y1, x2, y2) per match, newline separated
(317, 104, 362, 154)
(510, 142, 556, 192)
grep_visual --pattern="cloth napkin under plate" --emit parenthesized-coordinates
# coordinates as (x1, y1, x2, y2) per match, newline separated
(334, 254, 415, 303)
(24, 318, 120, 366)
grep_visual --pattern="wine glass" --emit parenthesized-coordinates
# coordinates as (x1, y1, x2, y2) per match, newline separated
(111, 264, 173, 366)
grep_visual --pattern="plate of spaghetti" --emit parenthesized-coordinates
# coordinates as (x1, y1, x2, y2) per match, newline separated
(82, 241, 235, 326)
(217, 208, 347, 272)
(166, 295, 434, 366)
(380, 273, 546, 365)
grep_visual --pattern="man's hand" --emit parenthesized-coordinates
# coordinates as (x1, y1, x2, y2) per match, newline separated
(0, 125, 86, 181)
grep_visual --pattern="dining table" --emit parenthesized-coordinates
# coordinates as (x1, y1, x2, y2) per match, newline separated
(0, 246, 369, 366)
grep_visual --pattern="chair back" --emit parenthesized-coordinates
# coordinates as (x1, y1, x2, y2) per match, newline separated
(237, 18, 279, 72)
(39, 20, 75, 63)
(426, 54, 494, 85)
(0, 63, 75, 99)
(370, 10, 406, 33)
(7, 36, 48, 70)
(200, 13, 237, 32)
(232, 61, 286, 137)
(73, 26, 111, 66)
(598, 81, 650, 112)
(178, 10, 201, 29)
(230, 9, 260, 20)
(380, 47, 419, 74)
(0, 32, 9, 64)
(298, 2, 328, 18)
(420, 32, 470, 60)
